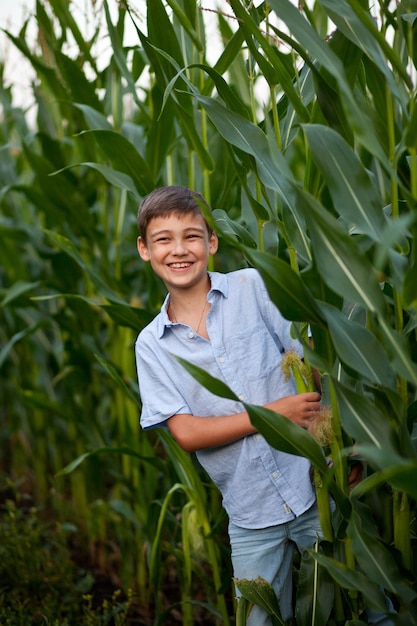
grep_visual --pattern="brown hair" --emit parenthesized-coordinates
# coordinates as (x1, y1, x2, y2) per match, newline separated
(137, 186, 213, 243)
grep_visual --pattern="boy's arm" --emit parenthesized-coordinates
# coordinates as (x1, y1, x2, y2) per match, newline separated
(168, 392, 321, 452)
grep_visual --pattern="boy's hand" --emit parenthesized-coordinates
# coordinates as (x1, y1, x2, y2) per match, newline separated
(267, 392, 322, 428)
(348, 460, 364, 488)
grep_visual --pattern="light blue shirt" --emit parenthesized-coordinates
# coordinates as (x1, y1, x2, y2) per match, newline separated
(135, 268, 316, 528)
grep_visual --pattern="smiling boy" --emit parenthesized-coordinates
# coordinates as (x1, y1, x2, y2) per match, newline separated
(134, 186, 393, 625)
(135, 185, 323, 625)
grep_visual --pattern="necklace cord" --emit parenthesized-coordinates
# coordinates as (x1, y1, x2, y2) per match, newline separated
(169, 299, 208, 335)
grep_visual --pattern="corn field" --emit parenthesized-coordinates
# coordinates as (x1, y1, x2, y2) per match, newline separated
(1, 0, 417, 624)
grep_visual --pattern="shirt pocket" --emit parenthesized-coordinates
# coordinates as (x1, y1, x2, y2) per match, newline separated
(229, 322, 281, 381)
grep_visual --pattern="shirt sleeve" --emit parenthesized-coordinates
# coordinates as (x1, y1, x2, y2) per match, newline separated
(135, 331, 191, 430)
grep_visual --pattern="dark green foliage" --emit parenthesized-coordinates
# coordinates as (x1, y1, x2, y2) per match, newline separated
(0, 499, 133, 625)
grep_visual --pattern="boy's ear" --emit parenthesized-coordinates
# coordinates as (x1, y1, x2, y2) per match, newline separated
(137, 236, 150, 261)
(209, 231, 219, 255)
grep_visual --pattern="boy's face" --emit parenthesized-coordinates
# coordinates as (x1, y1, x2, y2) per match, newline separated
(137, 212, 218, 292)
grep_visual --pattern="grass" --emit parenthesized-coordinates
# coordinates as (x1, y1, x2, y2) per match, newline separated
(0, 477, 232, 625)
(0, 494, 134, 626)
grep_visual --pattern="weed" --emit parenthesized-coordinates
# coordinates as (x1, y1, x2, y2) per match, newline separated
(0, 500, 133, 625)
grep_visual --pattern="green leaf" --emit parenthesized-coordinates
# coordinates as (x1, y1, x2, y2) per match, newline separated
(244, 248, 323, 324)
(246, 404, 329, 474)
(228, 0, 311, 121)
(303, 125, 386, 240)
(55, 51, 103, 111)
(332, 380, 400, 453)
(159, 430, 208, 501)
(76, 130, 155, 196)
(72, 103, 113, 130)
(100, 303, 154, 330)
(43, 230, 126, 305)
(377, 320, 417, 385)
(403, 236, 417, 308)
(347, 503, 417, 608)
(397, 5, 417, 73)
(174, 356, 240, 402)
(22, 390, 76, 422)
(109, 499, 142, 530)
(296, 189, 386, 313)
(33, 292, 153, 331)
(312, 29, 360, 143)
(147, 0, 188, 72)
(103, 0, 143, 110)
(373, 211, 415, 278)
(143, 46, 215, 171)
(212, 209, 258, 248)
(22, 143, 93, 230)
(319, 303, 396, 389)
(55, 446, 164, 477)
(279, 201, 312, 265)
(311, 551, 392, 614)
(1, 281, 42, 307)
(266, 0, 392, 169)
(144, 83, 176, 179)
(351, 447, 417, 500)
(51, 162, 141, 201)
(208, 20, 249, 102)
(4, 30, 68, 103)
(95, 354, 140, 407)
(188, 63, 251, 120)
(46, 0, 97, 70)
(164, 0, 203, 51)
(296, 548, 334, 626)
(137, 0, 217, 173)
(0, 322, 44, 369)
(320, 0, 411, 93)
(173, 357, 328, 476)
(193, 93, 294, 200)
(234, 577, 285, 626)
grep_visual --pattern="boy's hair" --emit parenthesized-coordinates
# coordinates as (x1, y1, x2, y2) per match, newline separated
(137, 186, 213, 243)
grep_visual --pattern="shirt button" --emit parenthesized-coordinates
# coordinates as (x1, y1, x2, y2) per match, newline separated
(272, 471, 278, 478)
(255, 434, 262, 440)
(188, 331, 194, 338)
(219, 357, 225, 363)
(238, 394, 245, 401)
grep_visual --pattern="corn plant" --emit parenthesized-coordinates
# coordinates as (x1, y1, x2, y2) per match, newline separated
(1, 0, 417, 624)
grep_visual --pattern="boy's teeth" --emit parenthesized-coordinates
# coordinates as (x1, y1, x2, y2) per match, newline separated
(171, 262, 190, 268)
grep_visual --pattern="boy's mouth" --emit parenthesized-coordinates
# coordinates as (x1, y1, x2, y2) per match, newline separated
(169, 262, 192, 269)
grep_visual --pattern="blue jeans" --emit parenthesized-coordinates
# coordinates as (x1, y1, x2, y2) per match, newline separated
(229, 503, 395, 626)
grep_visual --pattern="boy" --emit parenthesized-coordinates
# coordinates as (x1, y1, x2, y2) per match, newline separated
(134, 186, 390, 625)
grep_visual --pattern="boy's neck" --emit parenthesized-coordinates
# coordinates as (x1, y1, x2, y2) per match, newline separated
(167, 274, 211, 337)
(168, 272, 210, 313)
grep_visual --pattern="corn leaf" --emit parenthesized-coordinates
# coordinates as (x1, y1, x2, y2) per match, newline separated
(319, 302, 397, 389)
(332, 380, 400, 453)
(296, 189, 386, 313)
(311, 552, 394, 614)
(347, 503, 417, 609)
(246, 404, 329, 474)
(234, 577, 285, 626)
(303, 125, 386, 240)
(244, 248, 323, 323)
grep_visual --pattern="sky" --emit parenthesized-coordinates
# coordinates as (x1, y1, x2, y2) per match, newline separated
(0, 0, 30, 31)
(1, 0, 37, 107)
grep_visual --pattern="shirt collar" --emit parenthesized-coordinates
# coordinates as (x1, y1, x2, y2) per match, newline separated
(156, 271, 228, 339)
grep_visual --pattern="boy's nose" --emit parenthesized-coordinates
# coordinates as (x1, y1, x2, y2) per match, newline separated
(173, 240, 187, 254)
